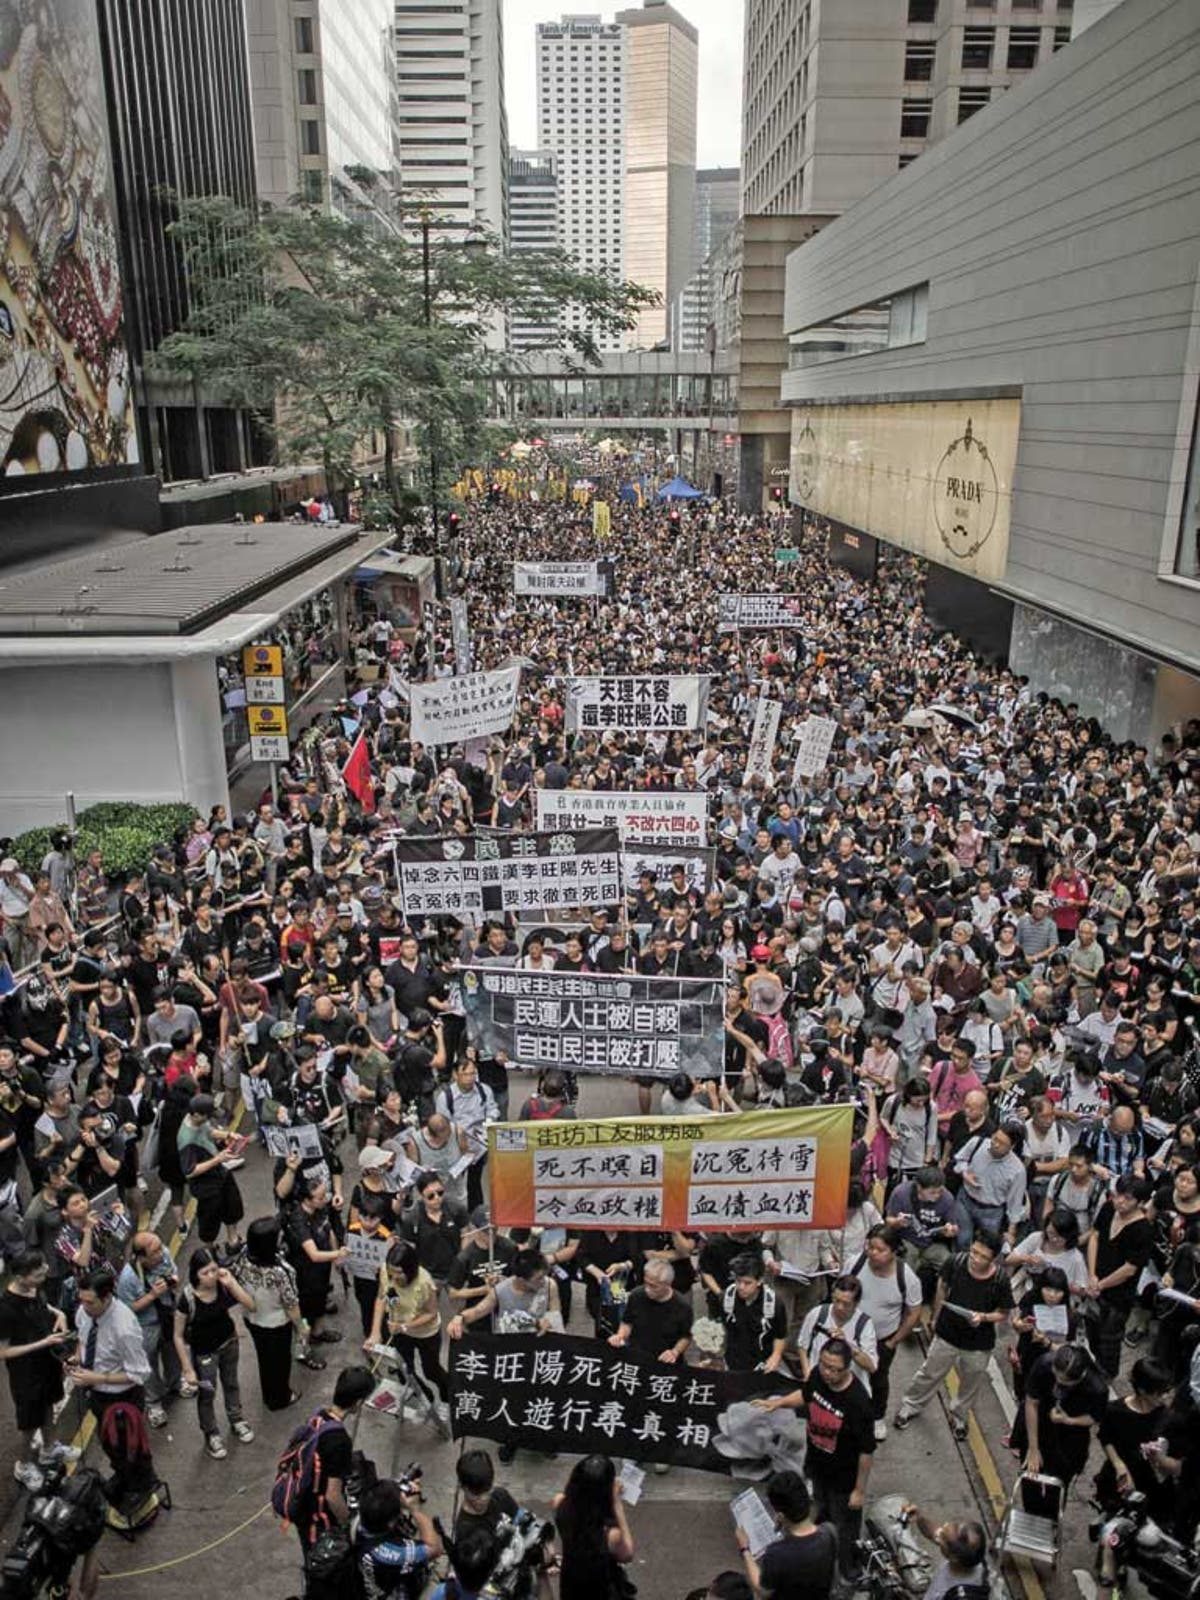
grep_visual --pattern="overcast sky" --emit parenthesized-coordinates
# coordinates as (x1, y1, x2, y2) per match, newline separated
(503, 0, 745, 171)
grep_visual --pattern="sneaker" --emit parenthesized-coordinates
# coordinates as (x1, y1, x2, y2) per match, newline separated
(1124, 1326, 1147, 1348)
(893, 1411, 915, 1432)
(39, 1442, 82, 1465)
(13, 1461, 44, 1493)
(147, 1404, 168, 1429)
(950, 1416, 969, 1441)
(874, 1419, 888, 1442)
(206, 1433, 228, 1460)
(231, 1421, 255, 1444)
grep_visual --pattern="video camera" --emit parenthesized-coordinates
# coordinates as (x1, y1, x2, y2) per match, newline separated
(1091, 1492, 1200, 1600)
(0, 1463, 106, 1600)
(435, 1507, 555, 1600)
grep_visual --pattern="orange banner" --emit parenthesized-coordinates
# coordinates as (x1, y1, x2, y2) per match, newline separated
(488, 1106, 853, 1233)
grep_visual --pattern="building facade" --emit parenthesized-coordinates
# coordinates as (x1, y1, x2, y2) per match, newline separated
(509, 151, 560, 350)
(393, 0, 508, 241)
(617, 1, 698, 349)
(247, 0, 401, 225)
(742, 0, 1076, 219)
(536, 14, 625, 349)
(672, 167, 741, 350)
(780, 0, 1200, 742)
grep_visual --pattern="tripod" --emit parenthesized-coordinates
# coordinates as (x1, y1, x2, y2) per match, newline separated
(362, 1342, 451, 1476)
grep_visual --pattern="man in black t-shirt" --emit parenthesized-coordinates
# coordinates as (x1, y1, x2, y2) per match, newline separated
(452, 1448, 519, 1542)
(292, 1368, 375, 1598)
(736, 1469, 837, 1599)
(800, 1340, 876, 1582)
(721, 1254, 787, 1373)
(609, 1260, 693, 1361)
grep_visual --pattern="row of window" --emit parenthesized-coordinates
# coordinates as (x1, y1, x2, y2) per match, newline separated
(789, 283, 929, 368)
(908, 0, 1070, 15)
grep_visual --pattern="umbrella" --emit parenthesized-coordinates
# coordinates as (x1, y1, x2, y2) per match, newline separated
(929, 702, 981, 731)
(509, 441, 533, 458)
(900, 708, 935, 729)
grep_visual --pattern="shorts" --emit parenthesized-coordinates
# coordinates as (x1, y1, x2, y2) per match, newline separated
(633, 1075, 658, 1090)
(11, 1358, 64, 1432)
(193, 1176, 244, 1243)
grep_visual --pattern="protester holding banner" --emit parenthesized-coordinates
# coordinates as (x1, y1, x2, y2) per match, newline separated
(366, 1237, 449, 1420)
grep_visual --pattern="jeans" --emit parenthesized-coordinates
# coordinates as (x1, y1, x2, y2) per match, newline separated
(142, 1317, 182, 1406)
(811, 1475, 862, 1579)
(194, 1339, 243, 1435)
(957, 1194, 1006, 1244)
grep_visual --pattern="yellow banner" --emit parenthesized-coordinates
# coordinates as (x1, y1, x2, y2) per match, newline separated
(488, 1105, 853, 1233)
(593, 500, 611, 539)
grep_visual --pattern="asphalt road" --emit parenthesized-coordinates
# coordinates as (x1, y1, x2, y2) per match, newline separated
(0, 1075, 1100, 1600)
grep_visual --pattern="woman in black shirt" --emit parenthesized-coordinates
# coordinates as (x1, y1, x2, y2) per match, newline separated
(1086, 1177, 1155, 1377)
(173, 1247, 256, 1460)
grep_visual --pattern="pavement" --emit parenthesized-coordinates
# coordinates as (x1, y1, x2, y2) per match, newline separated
(0, 1077, 1103, 1599)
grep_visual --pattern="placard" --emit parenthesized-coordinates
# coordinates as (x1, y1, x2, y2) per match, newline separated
(243, 644, 283, 678)
(514, 561, 607, 597)
(717, 594, 806, 633)
(448, 597, 472, 675)
(449, 1332, 795, 1472)
(248, 702, 290, 764)
(744, 698, 782, 785)
(263, 1123, 324, 1161)
(564, 675, 710, 733)
(394, 828, 622, 918)
(488, 1105, 854, 1232)
(408, 666, 521, 746)
(534, 789, 708, 850)
(623, 847, 714, 895)
(792, 714, 838, 780)
(462, 965, 726, 1082)
(345, 1231, 390, 1276)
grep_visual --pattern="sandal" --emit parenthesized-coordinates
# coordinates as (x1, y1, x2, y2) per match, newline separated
(297, 1353, 327, 1371)
(311, 1329, 342, 1344)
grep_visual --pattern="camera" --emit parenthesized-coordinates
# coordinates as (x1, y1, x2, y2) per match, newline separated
(0, 1463, 106, 1600)
(486, 1509, 556, 1599)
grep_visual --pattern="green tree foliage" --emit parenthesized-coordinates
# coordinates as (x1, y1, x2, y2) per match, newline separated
(155, 197, 657, 516)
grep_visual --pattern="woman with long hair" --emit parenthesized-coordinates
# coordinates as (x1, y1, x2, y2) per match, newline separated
(234, 1216, 308, 1407)
(366, 1237, 449, 1418)
(552, 1453, 636, 1600)
(173, 1247, 257, 1459)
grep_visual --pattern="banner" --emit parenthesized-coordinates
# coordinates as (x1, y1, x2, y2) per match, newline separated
(744, 698, 782, 785)
(395, 828, 623, 918)
(623, 846, 714, 895)
(463, 964, 726, 1082)
(565, 675, 709, 733)
(449, 1332, 795, 1472)
(592, 500, 611, 540)
(448, 597, 472, 675)
(345, 1231, 390, 1276)
(717, 594, 806, 633)
(534, 789, 708, 851)
(514, 561, 606, 597)
(408, 666, 520, 747)
(791, 714, 838, 781)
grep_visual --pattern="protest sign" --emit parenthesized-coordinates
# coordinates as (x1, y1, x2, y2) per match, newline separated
(448, 597, 472, 675)
(448, 1332, 794, 1472)
(717, 594, 806, 633)
(622, 846, 714, 895)
(488, 1105, 853, 1232)
(744, 698, 782, 785)
(345, 1231, 390, 1277)
(534, 789, 708, 851)
(408, 666, 520, 747)
(792, 714, 838, 780)
(263, 1123, 324, 1161)
(394, 829, 623, 919)
(564, 675, 709, 733)
(462, 965, 726, 1082)
(514, 561, 607, 597)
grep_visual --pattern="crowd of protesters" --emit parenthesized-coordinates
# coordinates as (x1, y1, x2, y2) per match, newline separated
(0, 488, 1198, 1599)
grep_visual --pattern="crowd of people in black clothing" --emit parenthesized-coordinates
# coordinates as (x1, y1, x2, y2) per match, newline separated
(1, 487, 1200, 1599)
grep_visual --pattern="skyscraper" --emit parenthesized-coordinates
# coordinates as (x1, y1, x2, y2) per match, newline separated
(672, 167, 742, 350)
(246, 0, 401, 226)
(509, 152, 560, 349)
(742, 0, 1076, 218)
(393, 0, 509, 242)
(536, 15, 625, 348)
(617, 1, 698, 348)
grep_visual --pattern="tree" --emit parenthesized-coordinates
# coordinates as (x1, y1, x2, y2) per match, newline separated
(155, 196, 658, 517)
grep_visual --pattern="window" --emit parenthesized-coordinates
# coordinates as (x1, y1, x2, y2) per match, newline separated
(294, 15, 314, 53)
(962, 26, 994, 69)
(900, 98, 932, 138)
(905, 41, 935, 80)
(1011, 0, 1041, 7)
(297, 68, 317, 105)
(1007, 26, 1040, 68)
(907, 0, 937, 21)
(1053, 24, 1072, 48)
(789, 283, 929, 368)
(958, 86, 990, 122)
(302, 169, 323, 203)
(300, 119, 320, 154)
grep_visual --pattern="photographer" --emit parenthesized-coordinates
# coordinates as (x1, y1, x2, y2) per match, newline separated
(356, 1477, 441, 1599)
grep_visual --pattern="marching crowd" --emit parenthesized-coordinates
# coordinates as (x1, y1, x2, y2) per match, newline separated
(0, 490, 1198, 1600)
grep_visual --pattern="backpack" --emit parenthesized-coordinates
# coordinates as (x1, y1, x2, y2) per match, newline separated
(30, 1466, 107, 1556)
(942, 1586, 990, 1600)
(722, 1279, 778, 1350)
(806, 1306, 871, 1359)
(849, 1252, 911, 1318)
(271, 1410, 347, 1540)
(527, 1097, 562, 1121)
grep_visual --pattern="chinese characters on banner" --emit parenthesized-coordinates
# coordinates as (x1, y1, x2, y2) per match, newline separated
(447, 597, 472, 675)
(744, 699, 782, 785)
(513, 561, 607, 597)
(534, 789, 708, 850)
(717, 594, 806, 633)
(462, 965, 726, 1082)
(407, 665, 520, 746)
(488, 1105, 854, 1232)
(394, 829, 623, 919)
(564, 675, 710, 734)
(449, 1333, 794, 1471)
(792, 714, 839, 781)
(622, 847, 714, 895)
(344, 1232, 390, 1277)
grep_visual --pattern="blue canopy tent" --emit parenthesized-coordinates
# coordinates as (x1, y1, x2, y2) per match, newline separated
(656, 475, 705, 500)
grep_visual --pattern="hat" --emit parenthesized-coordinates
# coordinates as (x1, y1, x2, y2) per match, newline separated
(0, 858, 17, 872)
(358, 1146, 393, 1171)
(269, 1019, 296, 1041)
(467, 1206, 491, 1231)
(1033, 893, 1051, 907)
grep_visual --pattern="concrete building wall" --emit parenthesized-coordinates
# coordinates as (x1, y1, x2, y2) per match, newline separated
(779, 0, 1200, 728)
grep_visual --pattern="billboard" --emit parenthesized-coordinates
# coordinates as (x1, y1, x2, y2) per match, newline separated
(0, 2, 139, 478)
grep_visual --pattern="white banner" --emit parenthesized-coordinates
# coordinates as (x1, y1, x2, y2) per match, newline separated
(408, 665, 520, 746)
(791, 715, 838, 781)
(514, 561, 606, 597)
(395, 828, 623, 918)
(534, 789, 708, 851)
(717, 594, 806, 633)
(744, 698, 782, 786)
(624, 848, 713, 894)
(565, 675, 709, 733)
(345, 1231, 390, 1277)
(448, 597, 472, 675)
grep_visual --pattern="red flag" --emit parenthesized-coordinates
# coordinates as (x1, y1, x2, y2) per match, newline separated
(341, 733, 375, 814)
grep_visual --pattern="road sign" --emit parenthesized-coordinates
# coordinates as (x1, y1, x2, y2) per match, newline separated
(243, 644, 283, 678)
(246, 675, 285, 705)
(248, 705, 289, 737)
(774, 548, 801, 564)
(250, 734, 290, 762)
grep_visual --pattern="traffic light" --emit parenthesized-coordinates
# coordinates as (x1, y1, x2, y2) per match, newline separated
(668, 508, 681, 527)
(771, 485, 785, 503)
(447, 510, 461, 535)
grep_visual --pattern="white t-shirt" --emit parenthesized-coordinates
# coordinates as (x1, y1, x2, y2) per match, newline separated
(851, 1259, 923, 1339)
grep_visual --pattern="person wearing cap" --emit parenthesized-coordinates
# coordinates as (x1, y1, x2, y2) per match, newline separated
(350, 1143, 406, 1226)
(0, 857, 34, 968)
(177, 1095, 245, 1252)
(446, 1208, 516, 1330)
